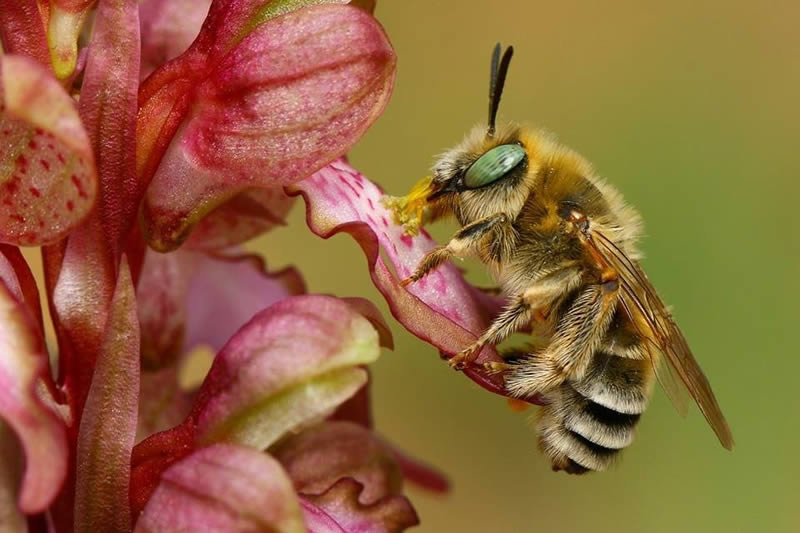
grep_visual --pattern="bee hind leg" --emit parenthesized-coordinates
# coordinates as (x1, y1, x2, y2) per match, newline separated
(505, 283, 617, 397)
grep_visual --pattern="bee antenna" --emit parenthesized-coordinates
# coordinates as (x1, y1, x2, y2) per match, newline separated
(488, 43, 514, 138)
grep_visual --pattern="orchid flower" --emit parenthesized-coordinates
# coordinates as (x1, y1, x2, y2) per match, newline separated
(0, 0, 531, 531)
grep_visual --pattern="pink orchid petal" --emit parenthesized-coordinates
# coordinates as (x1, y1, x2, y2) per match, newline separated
(130, 294, 387, 515)
(0, 0, 50, 68)
(288, 159, 510, 396)
(140, 4, 395, 250)
(139, 0, 212, 80)
(136, 249, 192, 370)
(300, 479, 418, 533)
(191, 294, 381, 449)
(0, 266, 67, 513)
(0, 54, 97, 246)
(0, 245, 44, 336)
(0, 422, 27, 532)
(74, 259, 139, 532)
(328, 379, 450, 493)
(271, 422, 402, 504)
(137, 248, 305, 370)
(339, 297, 394, 350)
(184, 188, 296, 250)
(134, 444, 304, 533)
(78, 0, 140, 258)
(136, 249, 303, 441)
(387, 444, 450, 494)
(184, 252, 306, 354)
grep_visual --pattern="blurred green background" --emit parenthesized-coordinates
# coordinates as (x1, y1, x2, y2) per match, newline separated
(256, 1, 800, 531)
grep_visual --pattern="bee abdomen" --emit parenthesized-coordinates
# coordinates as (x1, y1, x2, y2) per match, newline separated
(536, 352, 653, 473)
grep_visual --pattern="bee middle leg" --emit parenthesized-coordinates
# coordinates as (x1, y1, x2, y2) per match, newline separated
(453, 268, 583, 368)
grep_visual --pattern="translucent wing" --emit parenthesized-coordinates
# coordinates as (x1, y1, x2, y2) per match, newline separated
(589, 229, 734, 449)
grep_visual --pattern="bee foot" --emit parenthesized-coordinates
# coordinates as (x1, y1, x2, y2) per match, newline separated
(482, 361, 514, 375)
(447, 354, 467, 371)
(450, 343, 483, 368)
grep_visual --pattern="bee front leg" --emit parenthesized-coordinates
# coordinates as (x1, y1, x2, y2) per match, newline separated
(504, 282, 618, 397)
(401, 213, 511, 286)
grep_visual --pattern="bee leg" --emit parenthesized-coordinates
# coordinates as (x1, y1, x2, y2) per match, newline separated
(452, 294, 533, 368)
(401, 213, 511, 286)
(481, 348, 530, 374)
(400, 246, 452, 287)
(504, 283, 617, 397)
(453, 268, 583, 367)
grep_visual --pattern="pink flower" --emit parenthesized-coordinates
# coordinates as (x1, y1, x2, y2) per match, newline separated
(0, 0, 440, 531)
(0, 0, 529, 531)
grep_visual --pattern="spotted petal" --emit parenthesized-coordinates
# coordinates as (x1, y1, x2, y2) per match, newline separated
(289, 159, 511, 396)
(0, 54, 97, 246)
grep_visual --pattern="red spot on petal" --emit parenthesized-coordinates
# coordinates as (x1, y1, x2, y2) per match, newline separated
(28, 139, 38, 149)
(11, 214, 24, 223)
(338, 176, 362, 199)
(57, 153, 65, 163)
(16, 155, 28, 168)
(71, 174, 88, 198)
(39, 159, 50, 171)
(381, 216, 389, 227)
(29, 187, 41, 197)
(47, 143, 55, 150)
(34, 128, 43, 135)
(367, 198, 374, 209)
(400, 234, 414, 248)
(66, 200, 74, 211)
(2, 130, 9, 136)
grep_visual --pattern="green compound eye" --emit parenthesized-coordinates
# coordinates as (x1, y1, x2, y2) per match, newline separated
(464, 144, 526, 189)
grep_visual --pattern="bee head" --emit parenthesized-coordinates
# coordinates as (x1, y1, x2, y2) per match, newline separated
(426, 44, 535, 224)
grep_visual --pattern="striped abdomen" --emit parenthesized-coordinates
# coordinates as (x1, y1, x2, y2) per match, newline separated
(537, 351, 655, 473)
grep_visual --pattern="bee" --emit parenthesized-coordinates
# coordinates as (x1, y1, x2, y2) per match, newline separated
(386, 44, 733, 473)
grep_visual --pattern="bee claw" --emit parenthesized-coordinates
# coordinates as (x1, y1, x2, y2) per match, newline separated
(400, 278, 413, 287)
